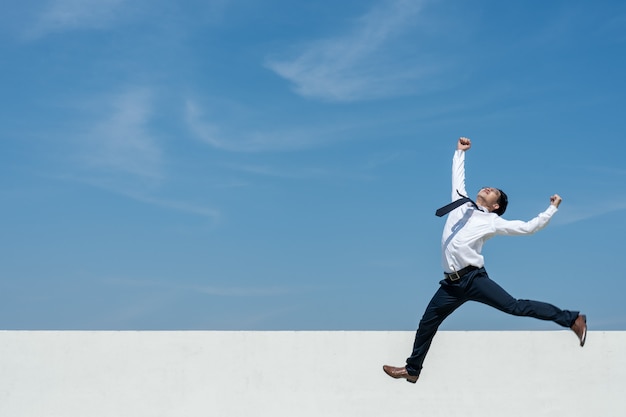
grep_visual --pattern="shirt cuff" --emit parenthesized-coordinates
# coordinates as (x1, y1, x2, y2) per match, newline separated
(546, 204, 558, 215)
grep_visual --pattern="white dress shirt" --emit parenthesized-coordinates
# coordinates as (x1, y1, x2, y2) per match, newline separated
(441, 150, 558, 273)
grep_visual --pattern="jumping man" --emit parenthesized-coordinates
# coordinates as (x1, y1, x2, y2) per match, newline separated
(383, 137, 587, 384)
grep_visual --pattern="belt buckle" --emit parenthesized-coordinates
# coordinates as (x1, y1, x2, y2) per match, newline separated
(448, 271, 461, 281)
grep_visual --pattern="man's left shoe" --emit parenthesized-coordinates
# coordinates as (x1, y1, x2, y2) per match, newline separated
(382, 365, 418, 383)
(571, 314, 587, 347)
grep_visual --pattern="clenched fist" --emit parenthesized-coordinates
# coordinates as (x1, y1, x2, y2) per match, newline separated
(457, 137, 471, 151)
(550, 194, 562, 208)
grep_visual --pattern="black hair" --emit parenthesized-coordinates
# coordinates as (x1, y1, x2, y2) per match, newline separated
(494, 189, 508, 216)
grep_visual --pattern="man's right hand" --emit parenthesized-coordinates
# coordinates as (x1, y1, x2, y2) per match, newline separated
(550, 194, 562, 208)
(457, 137, 471, 151)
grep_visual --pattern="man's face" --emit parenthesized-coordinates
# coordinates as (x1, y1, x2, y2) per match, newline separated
(477, 187, 501, 212)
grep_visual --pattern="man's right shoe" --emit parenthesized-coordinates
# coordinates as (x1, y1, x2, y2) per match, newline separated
(571, 314, 587, 347)
(382, 365, 419, 384)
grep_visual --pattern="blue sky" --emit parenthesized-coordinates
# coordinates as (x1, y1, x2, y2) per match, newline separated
(1, 0, 625, 330)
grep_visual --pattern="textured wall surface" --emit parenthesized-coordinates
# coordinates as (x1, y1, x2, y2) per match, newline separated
(1, 331, 623, 417)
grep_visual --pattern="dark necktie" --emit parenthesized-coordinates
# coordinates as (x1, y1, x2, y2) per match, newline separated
(435, 190, 482, 217)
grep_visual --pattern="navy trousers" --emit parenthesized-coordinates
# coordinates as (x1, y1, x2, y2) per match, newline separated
(405, 267, 579, 376)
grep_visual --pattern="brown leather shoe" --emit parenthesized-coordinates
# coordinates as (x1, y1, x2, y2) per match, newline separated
(570, 314, 587, 347)
(382, 365, 419, 384)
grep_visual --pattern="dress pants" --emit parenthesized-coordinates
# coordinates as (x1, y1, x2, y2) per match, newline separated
(405, 267, 579, 376)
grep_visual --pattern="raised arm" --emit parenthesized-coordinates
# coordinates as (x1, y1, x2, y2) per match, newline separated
(494, 195, 561, 236)
(451, 137, 471, 200)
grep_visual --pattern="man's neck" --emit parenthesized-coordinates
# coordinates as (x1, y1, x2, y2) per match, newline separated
(475, 196, 491, 212)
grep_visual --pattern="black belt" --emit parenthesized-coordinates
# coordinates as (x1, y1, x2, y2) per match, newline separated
(444, 265, 479, 281)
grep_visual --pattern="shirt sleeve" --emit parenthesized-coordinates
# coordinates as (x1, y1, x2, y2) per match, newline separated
(493, 205, 558, 236)
(451, 150, 466, 201)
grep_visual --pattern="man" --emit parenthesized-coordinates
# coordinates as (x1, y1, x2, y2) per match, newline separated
(383, 137, 587, 384)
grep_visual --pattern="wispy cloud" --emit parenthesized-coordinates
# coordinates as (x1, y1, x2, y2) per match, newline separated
(222, 162, 378, 183)
(584, 165, 626, 177)
(363, 151, 408, 170)
(555, 201, 626, 226)
(106, 277, 295, 297)
(93, 279, 299, 328)
(225, 163, 330, 179)
(54, 172, 222, 222)
(553, 165, 626, 225)
(125, 192, 221, 221)
(265, 0, 432, 101)
(79, 87, 162, 181)
(26, 0, 130, 39)
(185, 100, 356, 152)
(63, 88, 223, 222)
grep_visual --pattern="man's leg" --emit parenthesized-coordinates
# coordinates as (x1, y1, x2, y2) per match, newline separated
(466, 269, 578, 328)
(405, 284, 465, 376)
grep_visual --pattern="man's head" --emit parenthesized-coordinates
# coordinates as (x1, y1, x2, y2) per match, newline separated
(476, 187, 508, 216)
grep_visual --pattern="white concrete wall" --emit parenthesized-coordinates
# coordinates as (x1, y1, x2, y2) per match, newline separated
(0, 331, 623, 417)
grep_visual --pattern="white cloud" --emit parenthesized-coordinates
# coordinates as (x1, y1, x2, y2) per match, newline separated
(226, 163, 337, 179)
(53, 171, 222, 222)
(64, 86, 221, 217)
(265, 0, 431, 102)
(554, 201, 626, 226)
(53, 88, 223, 223)
(119, 190, 221, 222)
(185, 100, 350, 152)
(26, 0, 129, 38)
(81, 88, 162, 180)
(106, 277, 294, 297)
(552, 165, 626, 225)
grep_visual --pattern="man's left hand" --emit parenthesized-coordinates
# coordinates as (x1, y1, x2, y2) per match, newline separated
(550, 194, 562, 208)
